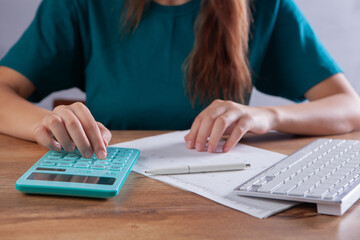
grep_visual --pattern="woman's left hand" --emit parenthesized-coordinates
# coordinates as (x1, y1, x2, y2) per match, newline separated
(184, 99, 277, 153)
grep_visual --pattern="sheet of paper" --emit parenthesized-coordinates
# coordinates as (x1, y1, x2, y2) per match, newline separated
(113, 131, 297, 219)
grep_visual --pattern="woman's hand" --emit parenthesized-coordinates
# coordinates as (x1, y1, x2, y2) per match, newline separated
(184, 99, 277, 153)
(32, 102, 112, 159)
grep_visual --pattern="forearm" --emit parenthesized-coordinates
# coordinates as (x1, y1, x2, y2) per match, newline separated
(268, 93, 360, 135)
(0, 84, 51, 141)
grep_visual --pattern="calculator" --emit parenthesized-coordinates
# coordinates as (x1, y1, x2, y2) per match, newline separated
(15, 147, 140, 198)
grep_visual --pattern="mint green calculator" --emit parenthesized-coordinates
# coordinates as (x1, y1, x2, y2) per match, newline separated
(15, 147, 140, 198)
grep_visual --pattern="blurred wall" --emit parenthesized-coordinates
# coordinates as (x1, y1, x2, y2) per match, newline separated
(250, 0, 360, 106)
(0, 0, 359, 109)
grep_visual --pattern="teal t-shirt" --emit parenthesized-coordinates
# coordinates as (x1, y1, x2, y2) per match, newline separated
(0, 0, 342, 130)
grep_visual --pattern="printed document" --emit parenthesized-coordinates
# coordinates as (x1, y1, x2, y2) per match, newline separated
(113, 131, 297, 218)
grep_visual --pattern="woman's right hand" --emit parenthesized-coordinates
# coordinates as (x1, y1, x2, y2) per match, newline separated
(32, 102, 111, 159)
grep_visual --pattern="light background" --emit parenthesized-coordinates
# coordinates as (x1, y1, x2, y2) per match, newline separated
(1, 0, 359, 109)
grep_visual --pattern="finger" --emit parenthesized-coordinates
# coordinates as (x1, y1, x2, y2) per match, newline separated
(195, 115, 215, 152)
(207, 111, 240, 153)
(33, 125, 62, 151)
(223, 115, 253, 152)
(187, 100, 228, 150)
(55, 107, 93, 158)
(97, 122, 112, 147)
(68, 103, 107, 159)
(186, 101, 218, 149)
(195, 105, 229, 152)
(186, 115, 203, 149)
(45, 114, 75, 152)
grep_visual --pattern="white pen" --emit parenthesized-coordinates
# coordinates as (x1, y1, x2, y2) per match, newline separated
(145, 163, 251, 175)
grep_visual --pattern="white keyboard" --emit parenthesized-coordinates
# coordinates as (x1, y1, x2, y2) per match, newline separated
(234, 139, 360, 215)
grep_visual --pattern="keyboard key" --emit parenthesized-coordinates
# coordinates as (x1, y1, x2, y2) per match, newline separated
(306, 188, 329, 198)
(272, 184, 296, 195)
(324, 192, 338, 200)
(288, 187, 310, 197)
(257, 179, 284, 193)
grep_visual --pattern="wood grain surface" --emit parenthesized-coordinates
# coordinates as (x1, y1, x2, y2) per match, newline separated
(1, 131, 360, 240)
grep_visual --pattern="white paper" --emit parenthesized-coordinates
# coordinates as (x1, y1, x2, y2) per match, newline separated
(113, 131, 297, 218)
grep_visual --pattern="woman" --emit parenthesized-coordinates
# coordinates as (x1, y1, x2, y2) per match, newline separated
(0, 0, 359, 159)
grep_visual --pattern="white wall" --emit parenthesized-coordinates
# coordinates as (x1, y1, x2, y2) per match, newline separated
(1, 0, 359, 109)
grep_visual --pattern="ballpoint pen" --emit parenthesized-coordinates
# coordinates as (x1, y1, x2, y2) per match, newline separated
(145, 163, 251, 175)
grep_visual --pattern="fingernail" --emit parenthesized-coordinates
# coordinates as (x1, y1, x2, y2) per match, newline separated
(85, 150, 93, 158)
(98, 150, 107, 159)
(54, 142, 61, 151)
(186, 140, 192, 149)
(67, 144, 75, 152)
(195, 143, 202, 152)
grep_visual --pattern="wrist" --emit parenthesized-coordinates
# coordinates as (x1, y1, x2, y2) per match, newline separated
(260, 106, 281, 131)
(30, 108, 52, 141)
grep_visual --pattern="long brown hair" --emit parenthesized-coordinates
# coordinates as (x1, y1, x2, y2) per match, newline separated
(121, 0, 252, 105)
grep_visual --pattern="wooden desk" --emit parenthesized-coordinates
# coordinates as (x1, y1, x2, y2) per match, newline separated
(1, 131, 360, 240)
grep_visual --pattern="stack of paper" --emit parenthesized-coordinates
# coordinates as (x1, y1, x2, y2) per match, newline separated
(113, 131, 297, 218)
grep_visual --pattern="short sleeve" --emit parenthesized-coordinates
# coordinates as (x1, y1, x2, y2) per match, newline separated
(254, 0, 342, 102)
(0, 0, 85, 102)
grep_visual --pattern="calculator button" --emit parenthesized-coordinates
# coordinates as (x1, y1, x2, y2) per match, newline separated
(68, 153, 81, 157)
(57, 163, 73, 167)
(104, 156, 115, 161)
(52, 161, 74, 165)
(51, 159, 75, 163)
(111, 163, 125, 167)
(43, 159, 60, 163)
(60, 159, 76, 163)
(114, 157, 130, 162)
(91, 165, 106, 170)
(74, 163, 90, 168)
(50, 150, 66, 155)
(40, 162, 56, 166)
(93, 160, 110, 165)
(47, 155, 63, 160)
(64, 156, 80, 160)
(108, 166, 123, 171)
(120, 149, 133, 153)
(76, 170, 94, 174)
(113, 160, 127, 164)
(77, 160, 92, 164)
(105, 171, 117, 176)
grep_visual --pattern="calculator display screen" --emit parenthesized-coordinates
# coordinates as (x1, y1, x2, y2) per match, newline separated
(27, 173, 116, 185)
